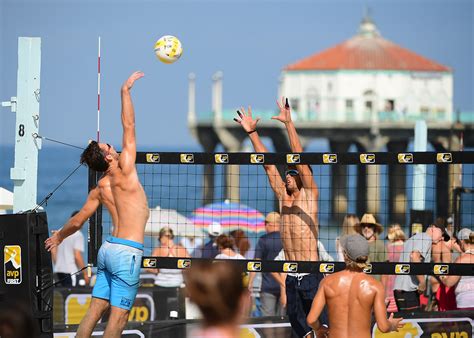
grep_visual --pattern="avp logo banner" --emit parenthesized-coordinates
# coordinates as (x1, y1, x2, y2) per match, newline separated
(437, 153, 452, 163)
(434, 265, 449, 275)
(4, 245, 22, 284)
(142, 258, 157, 268)
(395, 264, 411, 274)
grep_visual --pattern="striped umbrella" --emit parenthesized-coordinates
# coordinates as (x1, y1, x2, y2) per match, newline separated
(190, 200, 265, 234)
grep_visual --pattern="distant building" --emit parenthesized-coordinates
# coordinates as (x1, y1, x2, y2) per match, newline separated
(279, 15, 453, 123)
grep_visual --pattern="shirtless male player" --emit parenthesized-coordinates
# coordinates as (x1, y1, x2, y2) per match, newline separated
(307, 234, 404, 338)
(45, 71, 149, 338)
(235, 98, 327, 337)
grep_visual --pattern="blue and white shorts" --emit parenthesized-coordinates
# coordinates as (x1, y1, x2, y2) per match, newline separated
(92, 237, 143, 310)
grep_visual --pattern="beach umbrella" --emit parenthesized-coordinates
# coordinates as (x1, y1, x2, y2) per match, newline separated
(190, 200, 265, 234)
(144, 205, 202, 237)
(0, 187, 13, 210)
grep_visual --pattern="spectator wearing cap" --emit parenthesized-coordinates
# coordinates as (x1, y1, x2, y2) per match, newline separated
(248, 212, 284, 317)
(192, 222, 222, 259)
(393, 223, 450, 311)
(440, 228, 474, 310)
(356, 214, 388, 284)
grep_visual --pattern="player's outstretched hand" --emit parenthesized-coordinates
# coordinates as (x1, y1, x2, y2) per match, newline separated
(123, 71, 144, 91)
(45, 230, 63, 252)
(272, 96, 292, 124)
(234, 106, 260, 134)
(388, 313, 404, 332)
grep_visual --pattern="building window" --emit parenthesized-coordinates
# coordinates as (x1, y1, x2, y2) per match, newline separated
(385, 99, 395, 112)
(290, 98, 300, 113)
(345, 99, 354, 121)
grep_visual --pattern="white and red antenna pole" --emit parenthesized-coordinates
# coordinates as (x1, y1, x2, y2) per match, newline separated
(97, 36, 101, 142)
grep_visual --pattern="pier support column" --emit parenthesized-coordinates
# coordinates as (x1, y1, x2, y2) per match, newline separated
(433, 136, 462, 219)
(387, 141, 408, 225)
(197, 130, 219, 205)
(223, 144, 242, 203)
(329, 141, 351, 223)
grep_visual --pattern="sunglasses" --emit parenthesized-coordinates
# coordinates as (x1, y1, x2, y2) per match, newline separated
(285, 169, 299, 177)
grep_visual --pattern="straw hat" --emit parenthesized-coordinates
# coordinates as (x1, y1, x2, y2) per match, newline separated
(356, 213, 383, 234)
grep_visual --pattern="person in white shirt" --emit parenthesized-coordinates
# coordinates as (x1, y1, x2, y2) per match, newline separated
(51, 211, 89, 287)
(214, 234, 245, 260)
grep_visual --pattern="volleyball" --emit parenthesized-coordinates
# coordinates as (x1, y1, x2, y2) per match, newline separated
(154, 35, 183, 64)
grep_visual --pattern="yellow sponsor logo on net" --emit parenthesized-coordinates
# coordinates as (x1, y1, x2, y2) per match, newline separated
(397, 153, 413, 163)
(250, 154, 265, 164)
(215, 154, 229, 164)
(247, 262, 262, 272)
(142, 258, 157, 268)
(322, 154, 337, 164)
(146, 153, 160, 163)
(437, 153, 452, 163)
(360, 153, 376, 164)
(286, 154, 300, 164)
(434, 264, 449, 275)
(180, 153, 194, 163)
(319, 263, 335, 273)
(395, 264, 411, 274)
(283, 263, 298, 273)
(177, 259, 191, 269)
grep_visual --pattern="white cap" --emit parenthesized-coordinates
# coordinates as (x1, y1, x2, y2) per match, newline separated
(208, 222, 222, 237)
(457, 228, 472, 241)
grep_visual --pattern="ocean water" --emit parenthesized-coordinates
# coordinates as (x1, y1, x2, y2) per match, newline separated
(1, 144, 473, 260)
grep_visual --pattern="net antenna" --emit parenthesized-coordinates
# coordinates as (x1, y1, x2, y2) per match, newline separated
(97, 36, 101, 142)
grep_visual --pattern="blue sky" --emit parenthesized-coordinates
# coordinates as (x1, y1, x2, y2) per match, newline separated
(1, 0, 472, 150)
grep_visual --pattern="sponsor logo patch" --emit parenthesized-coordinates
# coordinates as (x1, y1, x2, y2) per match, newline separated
(214, 154, 229, 164)
(319, 263, 335, 273)
(283, 263, 298, 273)
(437, 153, 452, 163)
(145, 153, 160, 163)
(395, 264, 411, 274)
(398, 153, 413, 163)
(360, 153, 376, 164)
(180, 153, 194, 163)
(4, 245, 22, 285)
(142, 258, 157, 268)
(323, 154, 337, 164)
(363, 264, 373, 274)
(250, 154, 264, 164)
(434, 264, 449, 275)
(286, 154, 300, 164)
(247, 262, 262, 272)
(177, 259, 191, 269)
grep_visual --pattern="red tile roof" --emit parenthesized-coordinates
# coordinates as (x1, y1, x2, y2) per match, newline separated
(285, 29, 450, 72)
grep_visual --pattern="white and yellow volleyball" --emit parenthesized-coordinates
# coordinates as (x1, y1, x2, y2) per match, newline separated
(154, 35, 183, 64)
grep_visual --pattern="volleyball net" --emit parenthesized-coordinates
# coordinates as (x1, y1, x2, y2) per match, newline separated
(87, 150, 474, 276)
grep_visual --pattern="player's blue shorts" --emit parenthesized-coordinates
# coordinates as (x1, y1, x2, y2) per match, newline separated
(92, 236, 143, 310)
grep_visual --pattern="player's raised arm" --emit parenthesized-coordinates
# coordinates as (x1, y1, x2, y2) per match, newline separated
(234, 106, 285, 198)
(273, 97, 317, 194)
(119, 71, 144, 175)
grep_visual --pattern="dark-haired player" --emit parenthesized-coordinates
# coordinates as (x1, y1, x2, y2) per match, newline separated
(45, 71, 149, 338)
